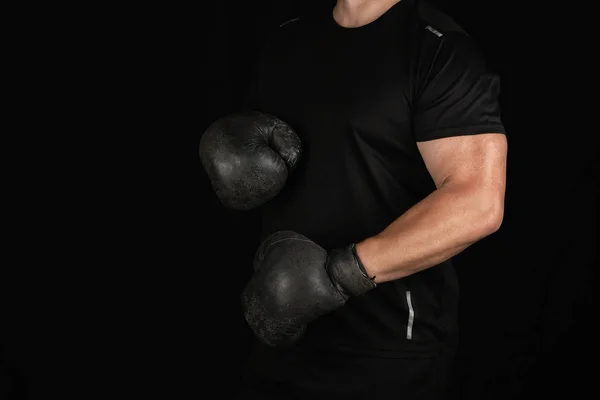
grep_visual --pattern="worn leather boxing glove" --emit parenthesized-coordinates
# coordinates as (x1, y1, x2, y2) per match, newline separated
(241, 231, 377, 347)
(199, 112, 301, 210)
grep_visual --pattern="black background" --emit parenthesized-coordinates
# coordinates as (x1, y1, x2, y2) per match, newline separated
(1, 1, 596, 399)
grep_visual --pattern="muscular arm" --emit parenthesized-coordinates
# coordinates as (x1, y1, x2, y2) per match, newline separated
(356, 133, 507, 283)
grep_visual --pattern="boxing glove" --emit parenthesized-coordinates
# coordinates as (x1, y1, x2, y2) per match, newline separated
(241, 231, 377, 347)
(199, 112, 301, 210)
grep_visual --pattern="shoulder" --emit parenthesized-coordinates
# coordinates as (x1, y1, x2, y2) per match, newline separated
(265, 13, 308, 46)
(409, 0, 478, 52)
(275, 8, 322, 37)
(254, 13, 305, 59)
(410, 1, 485, 68)
(266, 8, 330, 51)
(278, 16, 302, 29)
(413, 0, 467, 36)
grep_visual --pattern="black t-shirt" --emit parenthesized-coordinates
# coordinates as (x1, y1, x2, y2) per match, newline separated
(243, 0, 505, 363)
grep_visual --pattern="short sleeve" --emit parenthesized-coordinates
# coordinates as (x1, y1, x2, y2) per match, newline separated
(414, 32, 505, 142)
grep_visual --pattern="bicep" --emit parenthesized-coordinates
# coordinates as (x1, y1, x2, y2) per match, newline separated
(416, 133, 508, 192)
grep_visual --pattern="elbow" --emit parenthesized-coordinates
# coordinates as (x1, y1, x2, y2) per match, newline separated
(485, 207, 504, 234)
(479, 196, 505, 236)
(465, 185, 505, 239)
(469, 209, 503, 242)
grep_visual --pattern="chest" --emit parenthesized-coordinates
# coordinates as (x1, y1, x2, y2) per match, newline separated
(258, 32, 415, 134)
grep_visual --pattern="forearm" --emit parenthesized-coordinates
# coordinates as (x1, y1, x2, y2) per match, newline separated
(356, 182, 502, 283)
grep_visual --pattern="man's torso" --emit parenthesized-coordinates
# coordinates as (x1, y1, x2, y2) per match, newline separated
(245, 0, 460, 360)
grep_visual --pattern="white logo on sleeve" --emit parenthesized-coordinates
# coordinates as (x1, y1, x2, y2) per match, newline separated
(425, 25, 443, 37)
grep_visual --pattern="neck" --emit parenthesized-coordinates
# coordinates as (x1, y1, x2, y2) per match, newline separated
(333, 0, 402, 28)
(336, 0, 373, 9)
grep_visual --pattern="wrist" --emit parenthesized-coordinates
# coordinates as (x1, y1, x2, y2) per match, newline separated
(354, 237, 382, 283)
(350, 243, 377, 282)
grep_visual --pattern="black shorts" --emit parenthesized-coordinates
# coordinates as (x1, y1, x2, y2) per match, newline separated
(237, 342, 457, 400)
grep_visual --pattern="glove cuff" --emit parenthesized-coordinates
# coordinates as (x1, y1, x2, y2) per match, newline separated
(327, 245, 377, 298)
(351, 243, 377, 281)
